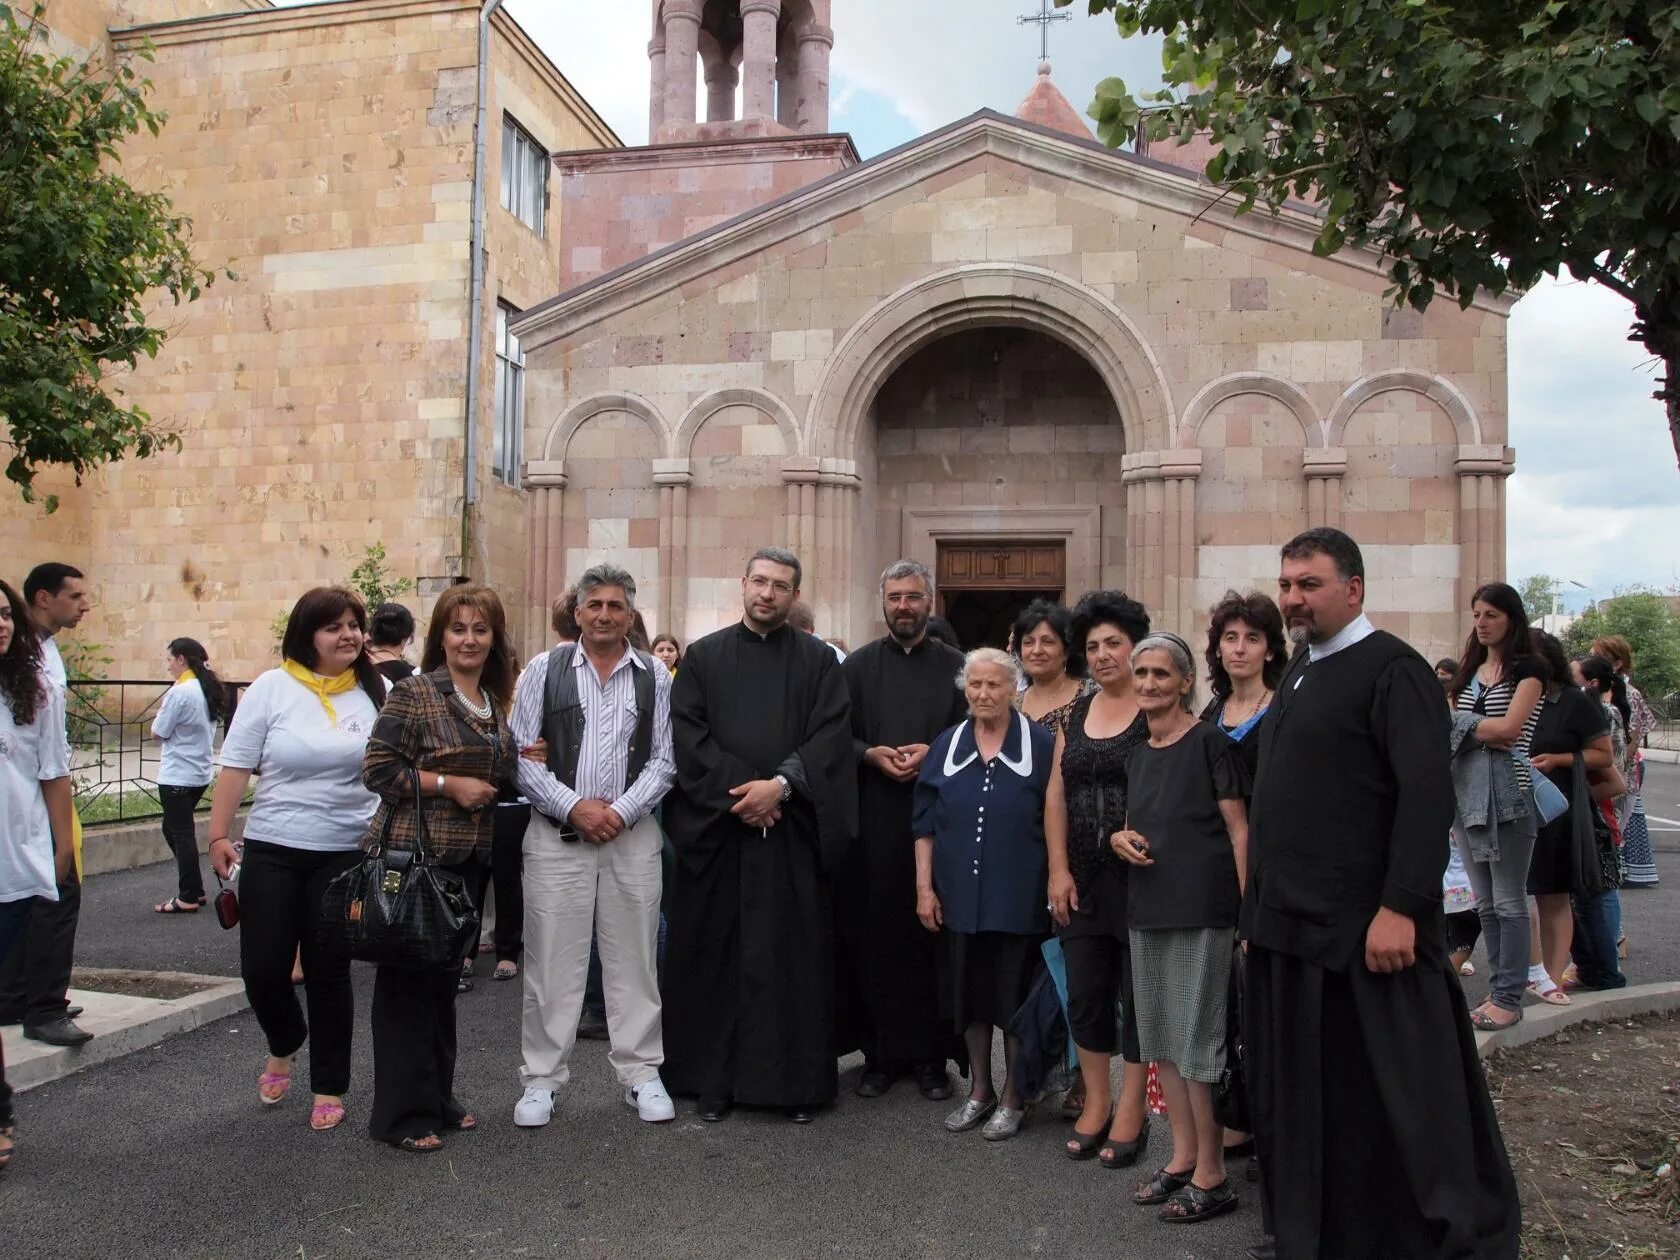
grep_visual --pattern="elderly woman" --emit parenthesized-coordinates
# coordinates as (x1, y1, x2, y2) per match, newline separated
(912, 648, 1054, 1142)
(1111, 631, 1247, 1224)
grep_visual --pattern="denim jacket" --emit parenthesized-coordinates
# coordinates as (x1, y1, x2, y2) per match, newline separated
(1449, 711, 1530, 862)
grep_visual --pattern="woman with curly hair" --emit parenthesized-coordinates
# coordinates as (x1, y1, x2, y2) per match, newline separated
(1199, 590, 1287, 781)
(0, 579, 75, 1172)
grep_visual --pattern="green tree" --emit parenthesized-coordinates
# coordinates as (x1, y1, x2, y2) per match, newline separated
(1517, 574, 1562, 619)
(1562, 589, 1680, 701)
(1076, 0, 1680, 463)
(269, 544, 415, 655)
(0, 4, 220, 510)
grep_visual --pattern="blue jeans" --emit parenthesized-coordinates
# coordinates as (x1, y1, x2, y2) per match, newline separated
(1456, 813, 1536, 1013)
(1570, 889, 1626, 990)
(0, 898, 30, 1126)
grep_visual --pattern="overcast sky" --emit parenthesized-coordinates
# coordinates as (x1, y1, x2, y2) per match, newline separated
(277, 0, 1678, 607)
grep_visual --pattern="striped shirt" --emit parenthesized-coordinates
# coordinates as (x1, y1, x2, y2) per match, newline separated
(1455, 661, 1544, 793)
(511, 641, 675, 829)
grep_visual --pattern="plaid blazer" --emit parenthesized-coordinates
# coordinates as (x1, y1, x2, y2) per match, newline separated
(361, 667, 517, 863)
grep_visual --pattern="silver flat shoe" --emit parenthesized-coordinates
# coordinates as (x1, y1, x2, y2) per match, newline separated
(981, 1105, 1024, 1141)
(944, 1097, 997, 1133)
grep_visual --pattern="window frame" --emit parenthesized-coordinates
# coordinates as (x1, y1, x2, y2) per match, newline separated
(492, 301, 526, 488)
(499, 114, 548, 236)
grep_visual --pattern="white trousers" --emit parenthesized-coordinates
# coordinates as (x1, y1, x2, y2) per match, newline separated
(519, 810, 664, 1089)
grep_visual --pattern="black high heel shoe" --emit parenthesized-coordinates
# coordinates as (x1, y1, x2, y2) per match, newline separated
(1065, 1104, 1115, 1161)
(1100, 1114, 1151, 1169)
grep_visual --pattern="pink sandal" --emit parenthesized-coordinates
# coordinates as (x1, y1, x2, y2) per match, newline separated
(310, 1099, 346, 1131)
(258, 1070, 291, 1105)
(1527, 980, 1572, 1006)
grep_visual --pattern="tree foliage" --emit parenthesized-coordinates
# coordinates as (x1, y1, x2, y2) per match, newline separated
(1076, 0, 1680, 462)
(1516, 574, 1561, 619)
(0, 4, 220, 510)
(1563, 590, 1680, 702)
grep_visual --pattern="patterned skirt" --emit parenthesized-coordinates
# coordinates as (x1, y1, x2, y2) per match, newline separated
(1128, 926, 1233, 1085)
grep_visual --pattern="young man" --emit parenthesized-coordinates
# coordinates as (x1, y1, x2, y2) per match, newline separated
(835, 560, 966, 1100)
(0, 563, 92, 1046)
(661, 547, 857, 1123)
(1242, 528, 1518, 1259)
(510, 565, 676, 1128)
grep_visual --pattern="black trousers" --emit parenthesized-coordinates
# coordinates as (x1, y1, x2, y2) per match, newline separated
(238, 839, 360, 1096)
(159, 784, 208, 903)
(1060, 930, 1142, 1062)
(0, 898, 29, 1127)
(1445, 908, 1482, 957)
(0, 872, 82, 1027)
(370, 858, 477, 1142)
(472, 803, 527, 963)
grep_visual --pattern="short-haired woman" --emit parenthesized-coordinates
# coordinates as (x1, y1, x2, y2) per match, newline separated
(1111, 632, 1247, 1223)
(1448, 583, 1545, 1031)
(1200, 590, 1286, 780)
(1593, 635, 1659, 888)
(913, 648, 1054, 1141)
(361, 584, 517, 1153)
(0, 579, 74, 1172)
(208, 587, 387, 1130)
(1046, 590, 1153, 1166)
(651, 634, 682, 674)
(1014, 599, 1089, 738)
(151, 637, 230, 915)
(367, 603, 417, 684)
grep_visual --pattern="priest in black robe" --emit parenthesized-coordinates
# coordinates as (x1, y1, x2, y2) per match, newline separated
(835, 560, 968, 1100)
(1241, 528, 1519, 1260)
(661, 547, 857, 1123)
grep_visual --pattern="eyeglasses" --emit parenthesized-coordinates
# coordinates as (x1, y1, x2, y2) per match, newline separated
(746, 575, 794, 596)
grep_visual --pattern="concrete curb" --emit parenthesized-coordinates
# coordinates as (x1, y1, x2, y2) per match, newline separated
(1474, 979, 1680, 1056)
(1645, 747, 1679, 765)
(6, 972, 248, 1093)
(80, 807, 250, 877)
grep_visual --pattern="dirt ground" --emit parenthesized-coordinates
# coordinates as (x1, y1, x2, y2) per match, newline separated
(67, 967, 220, 1000)
(1489, 1012, 1680, 1258)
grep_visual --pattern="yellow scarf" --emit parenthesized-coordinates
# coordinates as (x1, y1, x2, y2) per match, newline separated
(281, 658, 358, 724)
(176, 669, 196, 684)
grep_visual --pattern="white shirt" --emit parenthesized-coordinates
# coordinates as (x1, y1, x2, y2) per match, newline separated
(38, 635, 66, 691)
(810, 630, 846, 663)
(0, 682, 71, 902)
(511, 641, 675, 828)
(153, 677, 216, 787)
(216, 667, 382, 851)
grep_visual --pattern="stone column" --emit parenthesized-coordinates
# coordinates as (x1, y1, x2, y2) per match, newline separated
(1120, 452, 1161, 612)
(1454, 445, 1515, 609)
(795, 24, 833, 132)
(814, 459, 858, 637)
(704, 58, 738, 123)
(647, 34, 667, 138)
(654, 458, 692, 638)
(659, 0, 702, 140)
(1302, 447, 1347, 530)
(782, 457, 820, 557)
(1159, 449, 1201, 636)
(740, 0, 781, 122)
(524, 461, 567, 652)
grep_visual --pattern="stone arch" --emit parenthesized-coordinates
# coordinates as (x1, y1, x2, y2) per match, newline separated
(675, 387, 802, 460)
(1326, 370, 1482, 448)
(807, 263, 1174, 459)
(1178, 372, 1322, 448)
(542, 391, 672, 462)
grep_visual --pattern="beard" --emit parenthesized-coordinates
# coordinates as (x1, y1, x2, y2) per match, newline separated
(888, 611, 928, 642)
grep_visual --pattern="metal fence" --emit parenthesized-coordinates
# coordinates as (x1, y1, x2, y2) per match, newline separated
(65, 679, 246, 824)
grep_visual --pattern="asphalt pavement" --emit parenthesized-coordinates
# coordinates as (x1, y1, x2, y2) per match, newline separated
(8, 809, 1679, 1260)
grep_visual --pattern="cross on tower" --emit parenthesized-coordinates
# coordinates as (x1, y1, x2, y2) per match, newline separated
(1017, 0, 1071, 63)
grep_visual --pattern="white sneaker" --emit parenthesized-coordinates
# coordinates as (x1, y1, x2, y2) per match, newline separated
(514, 1086, 554, 1128)
(625, 1075, 676, 1123)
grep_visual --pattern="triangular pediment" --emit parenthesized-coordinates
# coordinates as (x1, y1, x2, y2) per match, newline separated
(515, 109, 1504, 351)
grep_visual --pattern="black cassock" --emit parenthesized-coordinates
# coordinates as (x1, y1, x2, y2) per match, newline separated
(661, 622, 857, 1108)
(834, 635, 968, 1065)
(1241, 629, 1520, 1260)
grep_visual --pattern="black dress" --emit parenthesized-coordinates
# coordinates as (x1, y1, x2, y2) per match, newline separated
(1526, 687, 1610, 896)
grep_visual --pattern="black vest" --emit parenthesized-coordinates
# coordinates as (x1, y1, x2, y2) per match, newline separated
(542, 644, 657, 797)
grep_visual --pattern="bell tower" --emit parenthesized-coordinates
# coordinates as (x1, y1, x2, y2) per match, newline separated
(648, 0, 833, 142)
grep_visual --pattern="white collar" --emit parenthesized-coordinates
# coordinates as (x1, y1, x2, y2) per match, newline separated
(942, 712, 1035, 779)
(1308, 613, 1376, 663)
(572, 640, 642, 673)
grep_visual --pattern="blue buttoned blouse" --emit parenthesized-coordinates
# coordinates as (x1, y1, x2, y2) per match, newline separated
(911, 712, 1055, 936)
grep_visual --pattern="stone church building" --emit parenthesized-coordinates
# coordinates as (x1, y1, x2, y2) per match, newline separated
(8, 0, 1512, 676)
(513, 0, 1513, 662)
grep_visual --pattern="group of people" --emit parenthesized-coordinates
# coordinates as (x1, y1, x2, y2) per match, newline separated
(1438, 588, 1654, 1037)
(5, 526, 1608, 1256)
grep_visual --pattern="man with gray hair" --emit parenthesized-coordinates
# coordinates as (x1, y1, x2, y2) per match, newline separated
(835, 559, 967, 1100)
(509, 563, 677, 1128)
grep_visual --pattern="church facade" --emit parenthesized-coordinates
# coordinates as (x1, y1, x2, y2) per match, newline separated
(514, 1, 1513, 664)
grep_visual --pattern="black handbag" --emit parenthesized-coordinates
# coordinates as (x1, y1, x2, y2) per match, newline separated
(1212, 943, 1251, 1133)
(318, 767, 480, 970)
(1567, 757, 1618, 897)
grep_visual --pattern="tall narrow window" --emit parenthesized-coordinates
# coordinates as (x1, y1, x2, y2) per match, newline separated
(493, 303, 525, 486)
(500, 115, 547, 235)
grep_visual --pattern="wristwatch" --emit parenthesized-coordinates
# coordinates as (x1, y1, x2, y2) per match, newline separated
(774, 774, 792, 803)
(436, 773, 447, 795)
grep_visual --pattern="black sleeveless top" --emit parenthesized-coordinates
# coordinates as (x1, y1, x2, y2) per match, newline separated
(1060, 690, 1149, 903)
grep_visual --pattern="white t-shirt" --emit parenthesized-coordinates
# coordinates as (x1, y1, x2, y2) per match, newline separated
(38, 635, 67, 692)
(0, 682, 71, 903)
(153, 677, 216, 787)
(216, 667, 382, 851)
